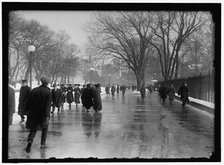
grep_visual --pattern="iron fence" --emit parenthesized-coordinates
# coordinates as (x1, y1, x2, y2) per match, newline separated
(155, 72, 214, 103)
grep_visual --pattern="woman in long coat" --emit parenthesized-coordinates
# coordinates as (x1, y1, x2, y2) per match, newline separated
(66, 84, 74, 109)
(74, 86, 81, 106)
(81, 84, 94, 112)
(93, 83, 102, 112)
(168, 84, 175, 104)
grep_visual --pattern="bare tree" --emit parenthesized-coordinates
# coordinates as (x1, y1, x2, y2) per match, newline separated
(87, 12, 154, 90)
(146, 11, 205, 80)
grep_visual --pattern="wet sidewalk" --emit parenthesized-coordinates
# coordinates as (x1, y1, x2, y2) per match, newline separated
(8, 91, 214, 159)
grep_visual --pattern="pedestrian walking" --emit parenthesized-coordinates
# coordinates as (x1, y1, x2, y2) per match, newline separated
(8, 85, 15, 126)
(140, 84, 146, 100)
(60, 84, 67, 111)
(66, 84, 74, 109)
(178, 82, 189, 106)
(93, 83, 102, 112)
(159, 83, 167, 103)
(116, 85, 120, 95)
(121, 85, 126, 96)
(105, 85, 110, 97)
(18, 79, 31, 123)
(25, 76, 52, 153)
(74, 85, 81, 107)
(111, 85, 116, 98)
(81, 84, 94, 112)
(51, 84, 63, 114)
(168, 84, 175, 104)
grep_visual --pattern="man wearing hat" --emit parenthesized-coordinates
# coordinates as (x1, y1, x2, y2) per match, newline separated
(18, 79, 31, 123)
(25, 76, 52, 153)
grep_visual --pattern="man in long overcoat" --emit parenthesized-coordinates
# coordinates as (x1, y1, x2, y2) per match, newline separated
(25, 76, 52, 153)
(159, 83, 168, 103)
(8, 85, 15, 126)
(81, 84, 94, 112)
(51, 84, 63, 114)
(178, 82, 189, 106)
(18, 80, 31, 123)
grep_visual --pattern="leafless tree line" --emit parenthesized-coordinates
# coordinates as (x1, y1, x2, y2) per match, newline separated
(86, 11, 213, 89)
(9, 12, 80, 85)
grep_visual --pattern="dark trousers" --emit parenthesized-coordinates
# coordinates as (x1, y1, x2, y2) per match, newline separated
(27, 128, 48, 145)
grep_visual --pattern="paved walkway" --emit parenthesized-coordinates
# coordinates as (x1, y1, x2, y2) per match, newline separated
(8, 90, 214, 159)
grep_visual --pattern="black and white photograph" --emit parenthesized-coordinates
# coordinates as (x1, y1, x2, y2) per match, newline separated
(2, 1, 221, 163)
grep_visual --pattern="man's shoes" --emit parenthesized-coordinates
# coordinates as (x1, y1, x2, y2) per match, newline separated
(25, 141, 32, 153)
(40, 145, 47, 149)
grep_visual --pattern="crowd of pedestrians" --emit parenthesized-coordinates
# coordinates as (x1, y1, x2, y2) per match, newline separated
(8, 76, 189, 154)
(8, 76, 104, 153)
(158, 82, 189, 106)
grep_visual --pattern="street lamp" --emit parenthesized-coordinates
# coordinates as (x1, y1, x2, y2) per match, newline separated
(108, 74, 111, 87)
(28, 45, 35, 89)
(90, 68, 94, 84)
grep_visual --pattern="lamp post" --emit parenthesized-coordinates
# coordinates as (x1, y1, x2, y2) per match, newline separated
(28, 45, 35, 89)
(108, 74, 111, 87)
(90, 68, 94, 84)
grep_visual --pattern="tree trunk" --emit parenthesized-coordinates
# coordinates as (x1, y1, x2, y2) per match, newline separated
(135, 72, 145, 91)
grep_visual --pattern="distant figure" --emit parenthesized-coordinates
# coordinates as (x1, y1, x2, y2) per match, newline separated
(148, 85, 153, 93)
(140, 84, 146, 100)
(60, 84, 67, 110)
(93, 83, 102, 112)
(111, 85, 116, 98)
(120, 85, 126, 96)
(159, 83, 167, 103)
(80, 84, 86, 109)
(116, 85, 120, 95)
(66, 84, 74, 109)
(81, 84, 94, 112)
(18, 79, 31, 123)
(8, 85, 15, 126)
(51, 84, 62, 114)
(74, 85, 81, 107)
(25, 76, 52, 153)
(168, 84, 175, 104)
(178, 82, 189, 106)
(105, 86, 110, 97)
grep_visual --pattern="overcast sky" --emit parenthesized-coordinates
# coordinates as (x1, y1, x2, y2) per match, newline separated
(17, 11, 95, 48)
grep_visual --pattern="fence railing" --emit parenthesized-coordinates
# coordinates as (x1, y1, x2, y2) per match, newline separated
(155, 72, 214, 103)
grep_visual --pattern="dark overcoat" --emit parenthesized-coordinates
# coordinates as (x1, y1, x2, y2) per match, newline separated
(26, 85, 51, 130)
(168, 86, 175, 100)
(159, 86, 167, 99)
(178, 85, 189, 102)
(66, 87, 73, 104)
(8, 86, 15, 125)
(52, 88, 63, 107)
(18, 86, 31, 115)
(111, 86, 115, 95)
(93, 87, 102, 111)
(74, 87, 81, 104)
(81, 87, 94, 109)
